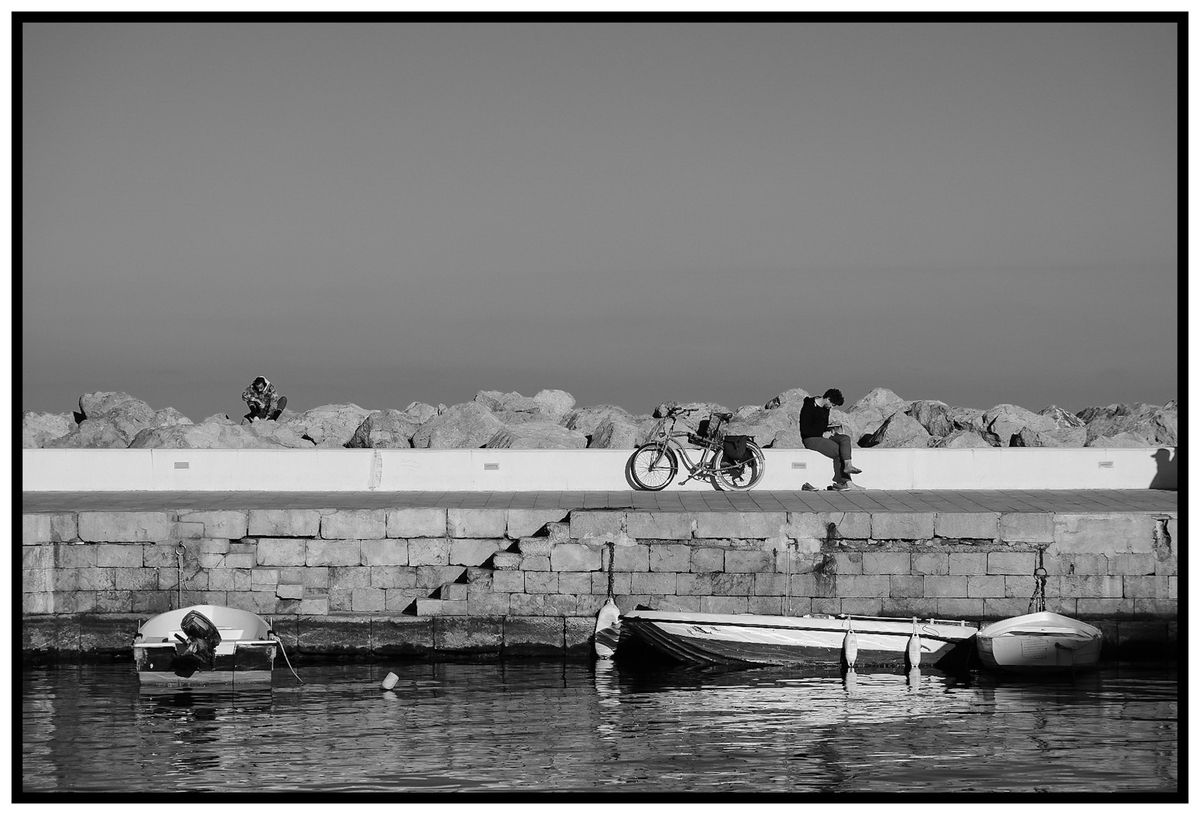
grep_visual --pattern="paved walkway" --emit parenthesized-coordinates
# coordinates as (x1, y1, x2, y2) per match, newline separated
(22, 489, 1178, 514)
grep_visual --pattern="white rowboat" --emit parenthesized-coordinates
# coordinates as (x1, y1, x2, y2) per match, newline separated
(132, 605, 278, 687)
(975, 611, 1103, 673)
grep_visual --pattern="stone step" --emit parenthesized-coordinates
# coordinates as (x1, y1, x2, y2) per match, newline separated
(518, 537, 552, 556)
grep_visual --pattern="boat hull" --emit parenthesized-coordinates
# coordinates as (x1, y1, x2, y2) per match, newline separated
(133, 642, 277, 685)
(132, 605, 277, 686)
(618, 611, 977, 669)
(975, 611, 1103, 673)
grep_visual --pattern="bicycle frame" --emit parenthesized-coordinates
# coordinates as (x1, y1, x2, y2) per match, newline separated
(645, 413, 724, 484)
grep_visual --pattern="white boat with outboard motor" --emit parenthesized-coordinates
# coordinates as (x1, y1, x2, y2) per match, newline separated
(974, 611, 1103, 673)
(613, 608, 978, 670)
(132, 604, 283, 687)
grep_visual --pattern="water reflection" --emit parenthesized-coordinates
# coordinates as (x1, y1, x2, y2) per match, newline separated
(22, 661, 1177, 795)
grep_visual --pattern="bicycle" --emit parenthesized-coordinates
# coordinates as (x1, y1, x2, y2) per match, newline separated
(626, 403, 766, 491)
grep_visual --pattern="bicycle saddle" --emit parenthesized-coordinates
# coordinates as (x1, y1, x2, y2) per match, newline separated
(712, 411, 733, 421)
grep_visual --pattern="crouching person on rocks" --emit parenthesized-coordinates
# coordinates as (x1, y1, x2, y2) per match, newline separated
(800, 388, 862, 490)
(242, 375, 288, 423)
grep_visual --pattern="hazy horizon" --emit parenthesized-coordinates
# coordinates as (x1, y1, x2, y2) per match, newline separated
(21, 22, 1179, 421)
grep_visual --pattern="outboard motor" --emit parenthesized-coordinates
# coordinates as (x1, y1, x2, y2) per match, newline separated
(172, 610, 221, 678)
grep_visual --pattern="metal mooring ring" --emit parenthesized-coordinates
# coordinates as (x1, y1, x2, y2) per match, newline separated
(1033, 566, 1048, 578)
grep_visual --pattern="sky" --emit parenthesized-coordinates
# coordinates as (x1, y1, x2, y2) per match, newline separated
(20, 21, 1180, 420)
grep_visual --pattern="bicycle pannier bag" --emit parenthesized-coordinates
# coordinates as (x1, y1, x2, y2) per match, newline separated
(721, 435, 754, 478)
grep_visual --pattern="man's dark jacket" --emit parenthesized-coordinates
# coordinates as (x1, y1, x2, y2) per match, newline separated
(798, 396, 831, 439)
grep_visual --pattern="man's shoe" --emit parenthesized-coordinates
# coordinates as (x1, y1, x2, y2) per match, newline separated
(827, 481, 850, 491)
(843, 465, 863, 475)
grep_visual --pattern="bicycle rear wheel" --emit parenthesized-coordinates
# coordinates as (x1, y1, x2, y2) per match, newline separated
(628, 444, 678, 491)
(714, 441, 765, 491)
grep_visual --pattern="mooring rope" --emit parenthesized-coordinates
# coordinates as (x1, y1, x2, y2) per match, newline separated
(783, 541, 793, 613)
(1028, 547, 1048, 613)
(606, 541, 616, 598)
(273, 635, 304, 684)
(175, 543, 186, 608)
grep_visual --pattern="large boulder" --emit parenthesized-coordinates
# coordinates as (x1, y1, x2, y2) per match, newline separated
(846, 388, 908, 442)
(850, 387, 908, 416)
(652, 400, 731, 419)
(412, 402, 506, 449)
(153, 407, 193, 427)
(492, 410, 545, 426)
(284, 404, 373, 447)
(532, 389, 576, 420)
(475, 390, 541, 415)
(862, 412, 932, 448)
(1038, 405, 1085, 429)
(905, 400, 956, 439)
(829, 408, 868, 447)
(47, 417, 129, 448)
(734, 404, 761, 421)
(23, 411, 75, 448)
(347, 410, 421, 448)
(935, 428, 995, 448)
(769, 429, 807, 449)
(130, 417, 313, 449)
(725, 406, 801, 448)
(129, 424, 225, 449)
(947, 405, 987, 434)
(77, 391, 158, 440)
(1076, 403, 1136, 425)
(651, 401, 731, 438)
(1086, 431, 1154, 448)
(588, 418, 641, 449)
(401, 401, 439, 425)
(246, 420, 317, 448)
(764, 387, 810, 409)
(1078, 403, 1176, 446)
(634, 416, 664, 446)
(483, 422, 588, 449)
(566, 405, 636, 437)
(1011, 425, 1088, 448)
(981, 404, 1057, 447)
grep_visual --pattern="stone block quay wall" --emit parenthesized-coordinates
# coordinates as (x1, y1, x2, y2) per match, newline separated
(23, 506, 1178, 661)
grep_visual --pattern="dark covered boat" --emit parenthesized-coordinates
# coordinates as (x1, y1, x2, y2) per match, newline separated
(617, 609, 977, 670)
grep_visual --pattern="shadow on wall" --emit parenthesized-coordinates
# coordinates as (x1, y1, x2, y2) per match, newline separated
(1149, 448, 1177, 490)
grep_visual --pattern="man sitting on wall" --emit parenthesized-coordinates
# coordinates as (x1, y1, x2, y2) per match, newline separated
(242, 376, 288, 423)
(799, 388, 862, 490)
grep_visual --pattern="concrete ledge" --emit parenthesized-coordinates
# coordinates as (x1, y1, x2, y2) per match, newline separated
(23, 446, 1177, 491)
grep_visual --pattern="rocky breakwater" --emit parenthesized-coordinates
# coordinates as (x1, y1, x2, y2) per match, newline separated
(23, 387, 1177, 450)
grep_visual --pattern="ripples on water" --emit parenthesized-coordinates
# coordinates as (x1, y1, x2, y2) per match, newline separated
(22, 660, 1177, 795)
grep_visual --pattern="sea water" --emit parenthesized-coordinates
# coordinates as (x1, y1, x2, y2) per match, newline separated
(20, 660, 1178, 795)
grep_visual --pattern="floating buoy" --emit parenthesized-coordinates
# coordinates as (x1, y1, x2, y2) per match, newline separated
(841, 623, 858, 672)
(594, 597, 622, 659)
(380, 671, 399, 691)
(905, 618, 922, 671)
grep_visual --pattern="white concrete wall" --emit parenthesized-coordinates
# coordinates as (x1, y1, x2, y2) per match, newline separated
(22, 447, 1176, 492)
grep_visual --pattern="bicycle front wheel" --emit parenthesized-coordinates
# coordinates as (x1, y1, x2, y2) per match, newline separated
(714, 441, 766, 491)
(628, 444, 678, 491)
